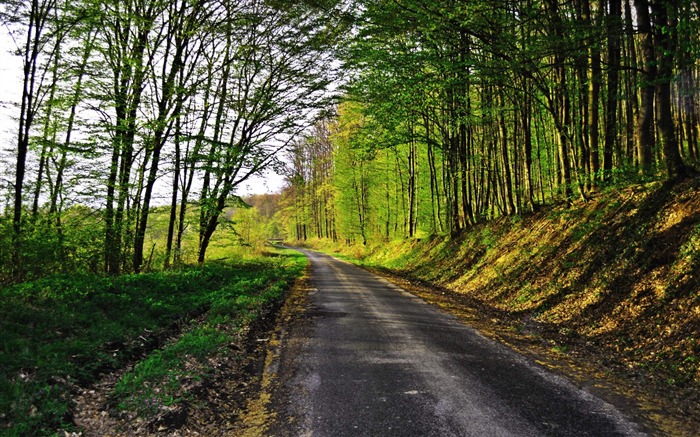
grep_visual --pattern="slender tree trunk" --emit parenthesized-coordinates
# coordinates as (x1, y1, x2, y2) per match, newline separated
(14, 0, 54, 278)
(103, 3, 154, 274)
(681, 70, 699, 162)
(32, 46, 61, 217)
(165, 116, 181, 269)
(521, 78, 536, 210)
(603, 0, 622, 181)
(574, 0, 591, 192)
(498, 92, 516, 215)
(408, 140, 417, 237)
(623, 0, 638, 166)
(588, 0, 603, 183)
(50, 30, 94, 229)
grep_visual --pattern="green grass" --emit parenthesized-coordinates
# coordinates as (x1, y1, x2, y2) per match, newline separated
(0, 248, 306, 436)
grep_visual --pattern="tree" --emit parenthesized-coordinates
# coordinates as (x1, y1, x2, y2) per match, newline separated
(132, 0, 211, 272)
(1, 0, 84, 279)
(650, 0, 693, 179)
(98, 0, 164, 274)
(603, 0, 622, 181)
(635, 0, 656, 174)
(282, 0, 699, 249)
(195, 0, 334, 263)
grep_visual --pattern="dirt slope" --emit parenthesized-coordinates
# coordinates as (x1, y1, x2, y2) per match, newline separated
(353, 177, 699, 435)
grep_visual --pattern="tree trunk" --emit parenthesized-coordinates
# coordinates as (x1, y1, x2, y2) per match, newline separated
(14, 0, 54, 278)
(499, 92, 516, 215)
(165, 116, 181, 269)
(634, 0, 655, 173)
(32, 47, 61, 217)
(588, 0, 603, 183)
(521, 78, 536, 211)
(603, 0, 622, 181)
(651, 0, 692, 179)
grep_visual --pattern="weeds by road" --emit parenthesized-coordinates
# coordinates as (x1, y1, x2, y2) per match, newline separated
(0, 248, 306, 436)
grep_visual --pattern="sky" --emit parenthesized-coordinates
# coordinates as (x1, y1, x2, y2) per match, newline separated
(0, 30, 21, 200)
(238, 171, 286, 196)
(0, 31, 21, 144)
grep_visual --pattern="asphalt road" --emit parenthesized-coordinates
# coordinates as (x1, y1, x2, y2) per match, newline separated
(275, 249, 647, 436)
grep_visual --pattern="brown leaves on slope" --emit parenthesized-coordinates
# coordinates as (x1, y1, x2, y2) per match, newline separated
(368, 177, 700, 436)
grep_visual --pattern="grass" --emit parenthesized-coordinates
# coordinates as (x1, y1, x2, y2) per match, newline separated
(0, 248, 306, 436)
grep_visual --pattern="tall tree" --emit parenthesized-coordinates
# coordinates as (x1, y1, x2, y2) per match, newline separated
(4, 0, 67, 278)
(132, 0, 210, 272)
(635, 0, 656, 173)
(195, 0, 334, 263)
(651, 0, 693, 179)
(603, 0, 622, 181)
(99, 0, 163, 274)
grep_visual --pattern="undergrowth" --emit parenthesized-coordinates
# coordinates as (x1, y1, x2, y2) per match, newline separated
(0, 248, 306, 436)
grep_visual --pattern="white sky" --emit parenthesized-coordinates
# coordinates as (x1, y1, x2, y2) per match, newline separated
(239, 171, 286, 196)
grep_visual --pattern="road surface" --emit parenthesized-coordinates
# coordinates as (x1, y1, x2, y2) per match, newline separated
(270, 249, 647, 436)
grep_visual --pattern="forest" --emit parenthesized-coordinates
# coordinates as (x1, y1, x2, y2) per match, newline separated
(279, 0, 699, 245)
(0, 0, 339, 282)
(1, 0, 699, 279)
(1, 0, 700, 434)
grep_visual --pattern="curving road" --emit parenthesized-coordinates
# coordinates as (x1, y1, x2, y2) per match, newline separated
(271, 249, 647, 436)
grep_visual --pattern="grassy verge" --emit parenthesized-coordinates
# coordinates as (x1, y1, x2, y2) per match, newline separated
(0, 248, 306, 436)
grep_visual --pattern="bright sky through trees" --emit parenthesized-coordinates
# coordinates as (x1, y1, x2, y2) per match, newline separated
(0, 30, 282, 199)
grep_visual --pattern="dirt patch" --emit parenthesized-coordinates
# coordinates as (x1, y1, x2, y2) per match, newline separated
(233, 266, 315, 437)
(69, 295, 287, 435)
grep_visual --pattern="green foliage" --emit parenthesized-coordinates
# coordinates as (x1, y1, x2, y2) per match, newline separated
(112, 327, 229, 415)
(231, 207, 273, 253)
(0, 249, 306, 435)
(280, 0, 700, 250)
(479, 228, 499, 251)
(678, 223, 700, 259)
(0, 207, 105, 284)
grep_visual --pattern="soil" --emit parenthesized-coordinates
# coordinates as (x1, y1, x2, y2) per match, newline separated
(233, 267, 315, 437)
(68, 292, 288, 436)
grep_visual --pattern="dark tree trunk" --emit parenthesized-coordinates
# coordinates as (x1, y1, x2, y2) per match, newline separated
(651, 0, 692, 179)
(635, 0, 655, 173)
(603, 0, 622, 181)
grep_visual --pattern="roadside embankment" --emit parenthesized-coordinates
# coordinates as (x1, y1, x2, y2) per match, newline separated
(302, 177, 700, 435)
